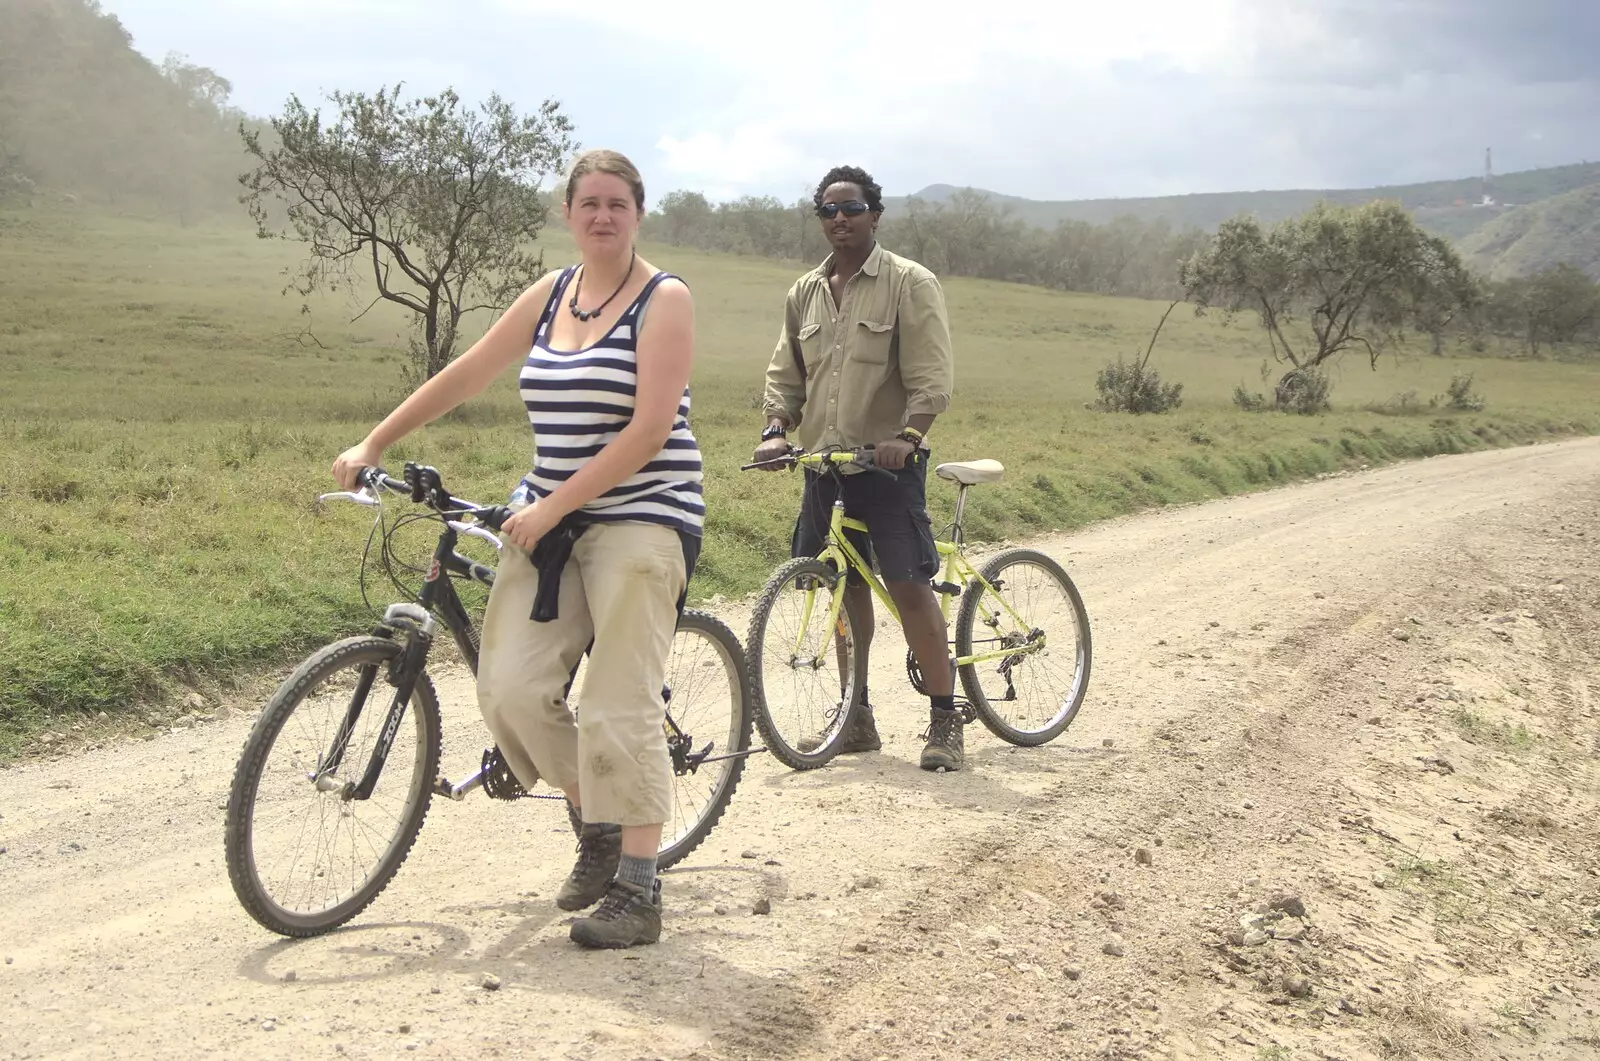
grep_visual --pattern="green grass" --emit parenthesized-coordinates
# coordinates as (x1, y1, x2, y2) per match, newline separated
(3, 205, 1599, 753)
(1450, 708, 1538, 750)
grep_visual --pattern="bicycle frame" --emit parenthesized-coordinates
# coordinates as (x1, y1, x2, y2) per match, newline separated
(316, 463, 743, 804)
(792, 453, 1046, 674)
(316, 505, 494, 802)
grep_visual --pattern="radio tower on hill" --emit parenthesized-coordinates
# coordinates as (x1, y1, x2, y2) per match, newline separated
(1480, 147, 1495, 207)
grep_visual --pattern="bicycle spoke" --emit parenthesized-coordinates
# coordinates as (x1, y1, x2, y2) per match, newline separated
(957, 550, 1091, 744)
(230, 639, 438, 934)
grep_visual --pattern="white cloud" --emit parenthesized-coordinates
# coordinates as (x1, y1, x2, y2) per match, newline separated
(108, 0, 1600, 203)
(654, 126, 823, 202)
(508, 0, 1256, 197)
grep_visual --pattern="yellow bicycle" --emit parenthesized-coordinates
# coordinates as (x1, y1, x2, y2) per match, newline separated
(739, 446, 1092, 770)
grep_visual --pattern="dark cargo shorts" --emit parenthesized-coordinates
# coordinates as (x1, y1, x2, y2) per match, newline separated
(790, 449, 940, 586)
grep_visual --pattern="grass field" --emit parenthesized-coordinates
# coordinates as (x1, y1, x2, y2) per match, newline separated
(3, 205, 1598, 752)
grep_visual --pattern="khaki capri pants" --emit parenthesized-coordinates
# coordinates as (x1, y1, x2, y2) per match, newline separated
(476, 519, 687, 827)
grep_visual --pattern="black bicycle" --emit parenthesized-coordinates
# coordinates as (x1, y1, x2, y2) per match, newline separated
(224, 463, 754, 938)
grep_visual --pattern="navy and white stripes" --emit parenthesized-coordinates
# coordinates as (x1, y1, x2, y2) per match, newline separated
(511, 268, 705, 536)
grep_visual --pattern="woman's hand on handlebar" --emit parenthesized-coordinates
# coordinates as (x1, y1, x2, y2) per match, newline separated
(332, 441, 384, 492)
(502, 500, 558, 553)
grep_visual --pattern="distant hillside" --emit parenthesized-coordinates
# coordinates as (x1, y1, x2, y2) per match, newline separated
(886, 162, 1600, 242)
(0, 0, 252, 219)
(1458, 183, 1600, 281)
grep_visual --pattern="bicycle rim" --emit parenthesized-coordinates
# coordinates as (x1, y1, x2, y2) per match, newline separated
(956, 548, 1092, 745)
(656, 610, 753, 868)
(225, 637, 441, 936)
(747, 557, 867, 770)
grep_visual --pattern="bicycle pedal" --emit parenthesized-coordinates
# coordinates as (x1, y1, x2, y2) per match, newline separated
(932, 580, 962, 596)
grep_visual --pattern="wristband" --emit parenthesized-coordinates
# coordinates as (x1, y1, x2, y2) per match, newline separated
(761, 424, 788, 442)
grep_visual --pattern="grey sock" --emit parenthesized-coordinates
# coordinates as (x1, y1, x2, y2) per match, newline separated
(616, 852, 657, 893)
(565, 799, 583, 837)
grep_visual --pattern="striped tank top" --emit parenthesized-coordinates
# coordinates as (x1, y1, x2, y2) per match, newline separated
(510, 266, 705, 536)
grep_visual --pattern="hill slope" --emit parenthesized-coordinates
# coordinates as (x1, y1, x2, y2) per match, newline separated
(1458, 183, 1600, 280)
(886, 162, 1600, 241)
(0, 0, 248, 217)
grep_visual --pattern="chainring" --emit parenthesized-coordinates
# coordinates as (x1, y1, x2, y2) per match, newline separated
(480, 746, 530, 801)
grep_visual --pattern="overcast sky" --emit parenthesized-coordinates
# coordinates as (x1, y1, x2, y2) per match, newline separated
(106, 0, 1599, 206)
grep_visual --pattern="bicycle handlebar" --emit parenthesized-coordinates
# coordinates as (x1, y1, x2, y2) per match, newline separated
(739, 446, 896, 479)
(318, 464, 512, 549)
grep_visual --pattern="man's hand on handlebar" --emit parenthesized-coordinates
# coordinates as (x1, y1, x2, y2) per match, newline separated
(873, 437, 915, 471)
(751, 436, 795, 469)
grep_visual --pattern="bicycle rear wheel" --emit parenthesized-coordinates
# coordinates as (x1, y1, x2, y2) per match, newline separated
(224, 636, 441, 937)
(747, 556, 868, 770)
(560, 610, 753, 866)
(656, 610, 753, 868)
(955, 548, 1091, 746)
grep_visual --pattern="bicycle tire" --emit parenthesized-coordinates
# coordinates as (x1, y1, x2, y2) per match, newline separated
(955, 548, 1092, 746)
(747, 556, 868, 771)
(225, 636, 441, 937)
(656, 609, 754, 870)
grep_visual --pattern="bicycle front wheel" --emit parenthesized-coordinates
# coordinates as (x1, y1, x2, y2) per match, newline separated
(224, 636, 441, 937)
(747, 556, 868, 770)
(955, 548, 1092, 746)
(656, 610, 753, 869)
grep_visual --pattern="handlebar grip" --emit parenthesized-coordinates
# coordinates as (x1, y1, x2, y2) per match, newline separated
(357, 466, 406, 493)
(476, 505, 513, 531)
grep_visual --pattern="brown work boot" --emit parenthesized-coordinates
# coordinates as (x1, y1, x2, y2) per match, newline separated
(796, 703, 882, 755)
(919, 706, 965, 772)
(569, 878, 662, 949)
(555, 821, 622, 911)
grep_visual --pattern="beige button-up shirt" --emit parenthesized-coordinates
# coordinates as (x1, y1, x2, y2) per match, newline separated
(762, 242, 954, 452)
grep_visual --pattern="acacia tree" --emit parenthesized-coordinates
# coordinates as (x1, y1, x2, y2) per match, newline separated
(1517, 264, 1600, 355)
(1180, 200, 1478, 407)
(240, 86, 575, 380)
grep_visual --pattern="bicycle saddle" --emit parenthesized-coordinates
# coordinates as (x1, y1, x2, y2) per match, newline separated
(934, 459, 1005, 485)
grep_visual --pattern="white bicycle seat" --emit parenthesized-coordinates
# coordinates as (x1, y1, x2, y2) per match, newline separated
(934, 459, 1005, 485)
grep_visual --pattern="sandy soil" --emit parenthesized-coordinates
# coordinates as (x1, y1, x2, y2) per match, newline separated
(3, 437, 1599, 1061)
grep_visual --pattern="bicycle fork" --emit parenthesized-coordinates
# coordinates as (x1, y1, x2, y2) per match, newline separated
(312, 604, 436, 802)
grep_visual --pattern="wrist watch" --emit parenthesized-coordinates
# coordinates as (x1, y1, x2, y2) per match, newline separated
(761, 424, 788, 442)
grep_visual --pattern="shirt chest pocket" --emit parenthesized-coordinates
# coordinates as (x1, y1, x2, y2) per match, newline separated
(852, 319, 896, 365)
(796, 321, 824, 372)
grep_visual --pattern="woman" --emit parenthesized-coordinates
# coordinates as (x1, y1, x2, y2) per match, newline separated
(331, 148, 702, 950)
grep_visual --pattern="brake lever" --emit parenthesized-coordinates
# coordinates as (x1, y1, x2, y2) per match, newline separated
(448, 521, 504, 550)
(316, 489, 381, 507)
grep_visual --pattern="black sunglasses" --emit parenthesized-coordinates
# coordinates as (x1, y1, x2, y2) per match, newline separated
(816, 200, 872, 219)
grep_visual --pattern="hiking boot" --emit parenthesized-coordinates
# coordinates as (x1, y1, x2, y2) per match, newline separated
(796, 703, 882, 755)
(569, 878, 662, 949)
(555, 822, 622, 911)
(919, 706, 965, 772)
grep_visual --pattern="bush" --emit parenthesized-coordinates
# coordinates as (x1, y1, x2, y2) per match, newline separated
(1445, 373, 1486, 411)
(1232, 384, 1269, 412)
(1274, 368, 1332, 415)
(1370, 389, 1430, 415)
(1093, 356, 1184, 413)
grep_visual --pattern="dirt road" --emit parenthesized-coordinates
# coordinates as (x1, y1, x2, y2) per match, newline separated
(4, 438, 1599, 1061)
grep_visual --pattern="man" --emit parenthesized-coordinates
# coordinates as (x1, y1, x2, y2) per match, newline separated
(752, 164, 962, 771)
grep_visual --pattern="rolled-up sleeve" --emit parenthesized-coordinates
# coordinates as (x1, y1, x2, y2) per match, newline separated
(761, 281, 807, 427)
(899, 275, 953, 417)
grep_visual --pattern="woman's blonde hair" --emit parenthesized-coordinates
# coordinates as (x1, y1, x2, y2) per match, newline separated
(564, 149, 645, 212)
